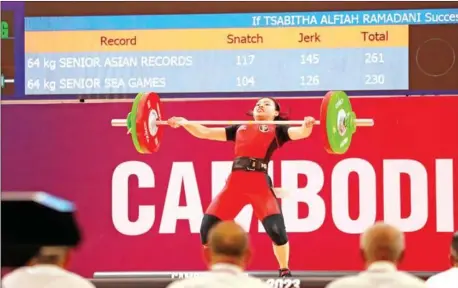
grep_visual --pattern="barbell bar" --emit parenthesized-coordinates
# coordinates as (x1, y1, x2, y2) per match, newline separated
(111, 91, 374, 154)
(111, 119, 374, 127)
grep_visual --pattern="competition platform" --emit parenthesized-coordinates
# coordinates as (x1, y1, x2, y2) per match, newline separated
(91, 270, 436, 288)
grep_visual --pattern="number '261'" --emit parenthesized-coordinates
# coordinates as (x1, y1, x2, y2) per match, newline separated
(266, 278, 300, 288)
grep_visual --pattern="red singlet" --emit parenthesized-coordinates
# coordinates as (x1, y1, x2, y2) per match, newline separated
(225, 124, 290, 160)
(205, 124, 291, 221)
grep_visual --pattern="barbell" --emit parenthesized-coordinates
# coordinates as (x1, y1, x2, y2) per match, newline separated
(111, 91, 374, 154)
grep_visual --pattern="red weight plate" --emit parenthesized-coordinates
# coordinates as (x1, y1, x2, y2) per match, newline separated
(320, 91, 335, 154)
(151, 93, 164, 152)
(135, 94, 152, 154)
(135, 92, 164, 154)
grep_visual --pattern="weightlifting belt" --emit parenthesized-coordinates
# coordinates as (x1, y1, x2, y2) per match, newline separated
(232, 157, 268, 173)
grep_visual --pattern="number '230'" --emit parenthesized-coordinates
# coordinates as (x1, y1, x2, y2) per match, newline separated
(266, 278, 300, 288)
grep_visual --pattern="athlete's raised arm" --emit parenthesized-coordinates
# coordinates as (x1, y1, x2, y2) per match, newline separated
(167, 117, 228, 141)
(287, 116, 315, 140)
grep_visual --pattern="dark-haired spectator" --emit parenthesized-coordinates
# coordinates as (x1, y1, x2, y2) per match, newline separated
(3, 246, 95, 288)
(1, 192, 95, 288)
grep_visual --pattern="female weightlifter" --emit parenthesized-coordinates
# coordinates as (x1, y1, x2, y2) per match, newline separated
(167, 97, 314, 277)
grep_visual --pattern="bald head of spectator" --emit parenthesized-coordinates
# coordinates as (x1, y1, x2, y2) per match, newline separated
(360, 222, 405, 265)
(204, 221, 251, 268)
(450, 231, 458, 266)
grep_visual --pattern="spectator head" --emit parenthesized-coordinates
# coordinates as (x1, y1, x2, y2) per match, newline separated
(204, 221, 251, 269)
(1, 192, 81, 268)
(360, 222, 405, 266)
(28, 246, 72, 268)
(450, 231, 458, 266)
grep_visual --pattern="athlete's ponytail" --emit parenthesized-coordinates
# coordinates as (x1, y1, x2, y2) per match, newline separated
(271, 98, 290, 121)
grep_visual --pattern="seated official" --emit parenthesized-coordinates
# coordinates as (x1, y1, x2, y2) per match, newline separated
(166, 221, 270, 288)
(3, 246, 95, 288)
(325, 222, 427, 288)
(1, 192, 95, 288)
(426, 231, 458, 288)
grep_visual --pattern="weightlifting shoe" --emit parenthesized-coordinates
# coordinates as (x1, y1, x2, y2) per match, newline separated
(279, 268, 292, 277)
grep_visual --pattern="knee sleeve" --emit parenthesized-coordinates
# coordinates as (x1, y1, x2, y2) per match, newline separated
(200, 214, 222, 245)
(262, 214, 288, 246)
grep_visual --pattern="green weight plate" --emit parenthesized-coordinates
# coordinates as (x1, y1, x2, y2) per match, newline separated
(129, 93, 146, 154)
(320, 91, 354, 154)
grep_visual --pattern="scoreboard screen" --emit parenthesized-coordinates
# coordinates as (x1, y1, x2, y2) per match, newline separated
(24, 9, 458, 95)
(1, 1, 458, 100)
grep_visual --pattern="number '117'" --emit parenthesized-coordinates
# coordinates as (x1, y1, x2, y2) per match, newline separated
(236, 55, 255, 66)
